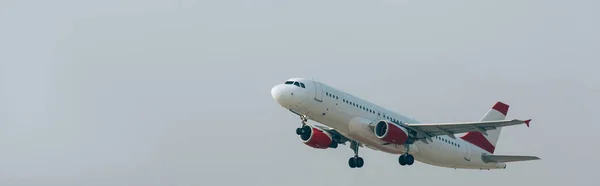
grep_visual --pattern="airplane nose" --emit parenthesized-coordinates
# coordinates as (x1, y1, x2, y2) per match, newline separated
(271, 85, 284, 102)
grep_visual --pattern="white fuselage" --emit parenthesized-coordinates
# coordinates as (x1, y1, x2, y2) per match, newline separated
(271, 78, 506, 169)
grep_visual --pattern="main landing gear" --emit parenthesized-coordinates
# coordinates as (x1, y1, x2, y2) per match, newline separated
(398, 154, 414, 166)
(348, 141, 364, 168)
(398, 145, 414, 166)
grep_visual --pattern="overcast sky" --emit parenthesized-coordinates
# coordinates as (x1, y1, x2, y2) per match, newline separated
(1, 0, 599, 185)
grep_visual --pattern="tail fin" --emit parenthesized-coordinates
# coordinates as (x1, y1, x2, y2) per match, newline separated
(460, 102, 509, 154)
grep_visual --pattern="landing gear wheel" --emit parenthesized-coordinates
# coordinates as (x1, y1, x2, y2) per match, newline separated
(406, 154, 414, 165)
(398, 154, 414, 166)
(398, 155, 407, 166)
(348, 156, 364, 168)
(356, 157, 364, 168)
(296, 125, 310, 135)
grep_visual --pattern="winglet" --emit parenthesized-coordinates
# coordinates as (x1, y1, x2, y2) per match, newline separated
(524, 119, 531, 127)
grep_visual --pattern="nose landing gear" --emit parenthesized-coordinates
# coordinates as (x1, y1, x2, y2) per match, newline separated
(295, 115, 310, 135)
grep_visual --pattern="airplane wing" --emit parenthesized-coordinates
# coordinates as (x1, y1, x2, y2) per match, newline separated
(402, 119, 531, 139)
(481, 154, 541, 163)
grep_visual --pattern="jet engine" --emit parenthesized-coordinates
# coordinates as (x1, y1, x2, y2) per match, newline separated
(298, 125, 338, 149)
(374, 120, 409, 145)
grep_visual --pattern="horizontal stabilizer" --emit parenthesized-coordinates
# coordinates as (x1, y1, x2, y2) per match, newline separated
(481, 154, 541, 163)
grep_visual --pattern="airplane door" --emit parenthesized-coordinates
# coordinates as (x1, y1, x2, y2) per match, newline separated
(313, 81, 323, 102)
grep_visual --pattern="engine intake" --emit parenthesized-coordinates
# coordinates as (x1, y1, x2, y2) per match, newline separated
(374, 120, 409, 145)
(299, 125, 337, 149)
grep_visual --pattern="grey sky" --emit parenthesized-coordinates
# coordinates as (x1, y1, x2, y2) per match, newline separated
(1, 0, 598, 185)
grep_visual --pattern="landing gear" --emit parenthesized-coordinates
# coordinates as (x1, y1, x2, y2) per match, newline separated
(296, 126, 310, 135)
(348, 141, 364, 168)
(295, 115, 310, 135)
(349, 156, 364, 168)
(398, 144, 415, 166)
(398, 154, 414, 166)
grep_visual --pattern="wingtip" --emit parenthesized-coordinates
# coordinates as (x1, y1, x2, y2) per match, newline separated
(524, 119, 531, 127)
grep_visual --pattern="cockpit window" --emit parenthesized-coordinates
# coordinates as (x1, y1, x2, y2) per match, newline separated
(284, 81, 306, 88)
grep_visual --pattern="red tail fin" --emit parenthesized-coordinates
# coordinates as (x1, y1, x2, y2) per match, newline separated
(461, 102, 509, 154)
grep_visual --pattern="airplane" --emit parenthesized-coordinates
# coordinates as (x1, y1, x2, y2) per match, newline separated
(270, 77, 540, 169)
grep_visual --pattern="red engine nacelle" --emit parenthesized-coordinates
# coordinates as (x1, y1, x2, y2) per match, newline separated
(299, 125, 335, 149)
(374, 120, 409, 145)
